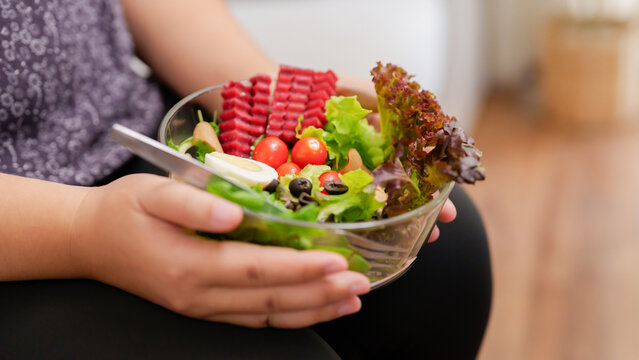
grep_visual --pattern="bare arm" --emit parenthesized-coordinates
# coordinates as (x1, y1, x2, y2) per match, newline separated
(0, 174, 89, 281)
(119, 0, 278, 96)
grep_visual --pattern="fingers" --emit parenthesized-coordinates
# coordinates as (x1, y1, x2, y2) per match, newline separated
(427, 225, 440, 243)
(206, 296, 362, 329)
(187, 241, 349, 287)
(138, 178, 243, 233)
(200, 270, 369, 315)
(438, 199, 457, 223)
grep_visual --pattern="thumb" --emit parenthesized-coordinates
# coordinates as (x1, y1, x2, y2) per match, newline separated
(138, 176, 243, 233)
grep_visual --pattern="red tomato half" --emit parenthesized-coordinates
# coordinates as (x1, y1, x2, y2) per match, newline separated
(276, 162, 301, 178)
(319, 170, 340, 186)
(252, 136, 289, 169)
(291, 137, 327, 168)
(319, 170, 341, 194)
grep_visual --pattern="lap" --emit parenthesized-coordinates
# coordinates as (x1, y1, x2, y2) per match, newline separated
(0, 279, 338, 360)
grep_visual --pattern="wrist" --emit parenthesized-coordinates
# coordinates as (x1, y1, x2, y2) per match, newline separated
(68, 185, 100, 280)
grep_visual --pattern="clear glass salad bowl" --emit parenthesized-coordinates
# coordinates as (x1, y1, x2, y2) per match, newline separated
(158, 83, 454, 290)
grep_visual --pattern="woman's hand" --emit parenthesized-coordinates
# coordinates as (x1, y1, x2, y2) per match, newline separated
(71, 174, 369, 328)
(429, 199, 457, 243)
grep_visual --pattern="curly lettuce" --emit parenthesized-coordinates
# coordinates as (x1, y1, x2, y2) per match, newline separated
(371, 62, 485, 212)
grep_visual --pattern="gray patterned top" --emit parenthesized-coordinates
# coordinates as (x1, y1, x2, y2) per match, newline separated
(0, 0, 164, 185)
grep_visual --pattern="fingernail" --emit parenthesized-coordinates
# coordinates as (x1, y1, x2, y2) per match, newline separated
(338, 298, 361, 317)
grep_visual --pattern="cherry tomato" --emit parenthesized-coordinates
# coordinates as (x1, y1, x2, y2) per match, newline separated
(276, 162, 301, 178)
(319, 170, 341, 194)
(291, 137, 327, 168)
(252, 136, 289, 169)
(319, 170, 340, 186)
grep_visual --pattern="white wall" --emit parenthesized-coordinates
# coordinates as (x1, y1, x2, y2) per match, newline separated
(226, 0, 486, 130)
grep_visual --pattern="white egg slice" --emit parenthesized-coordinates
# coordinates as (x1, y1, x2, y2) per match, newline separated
(204, 152, 277, 188)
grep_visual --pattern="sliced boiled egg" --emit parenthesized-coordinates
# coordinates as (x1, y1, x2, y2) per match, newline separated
(204, 152, 277, 188)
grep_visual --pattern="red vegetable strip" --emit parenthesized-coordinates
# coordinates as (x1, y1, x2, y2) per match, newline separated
(218, 75, 271, 158)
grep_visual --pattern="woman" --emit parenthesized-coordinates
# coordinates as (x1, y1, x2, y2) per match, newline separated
(0, 1, 491, 358)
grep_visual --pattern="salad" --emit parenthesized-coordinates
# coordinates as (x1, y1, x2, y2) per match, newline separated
(168, 63, 485, 272)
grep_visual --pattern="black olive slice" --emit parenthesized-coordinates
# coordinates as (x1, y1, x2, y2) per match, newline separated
(289, 178, 312, 198)
(298, 192, 316, 206)
(262, 179, 279, 193)
(323, 180, 349, 195)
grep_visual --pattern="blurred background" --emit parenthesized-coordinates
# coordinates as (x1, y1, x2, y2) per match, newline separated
(226, 0, 639, 358)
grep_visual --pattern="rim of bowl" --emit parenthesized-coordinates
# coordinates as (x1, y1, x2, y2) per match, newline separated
(159, 83, 455, 230)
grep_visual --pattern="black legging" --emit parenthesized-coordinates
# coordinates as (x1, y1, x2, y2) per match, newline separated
(0, 156, 491, 359)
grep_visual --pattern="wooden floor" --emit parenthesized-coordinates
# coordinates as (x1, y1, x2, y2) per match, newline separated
(467, 94, 639, 360)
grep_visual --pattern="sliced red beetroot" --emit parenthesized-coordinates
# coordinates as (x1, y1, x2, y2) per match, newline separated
(306, 98, 325, 109)
(271, 103, 286, 112)
(277, 73, 293, 83)
(309, 90, 330, 101)
(281, 130, 297, 143)
(296, 68, 315, 77)
(289, 93, 308, 103)
(219, 75, 270, 157)
(222, 88, 252, 102)
(224, 81, 251, 91)
(284, 113, 302, 122)
(249, 115, 267, 127)
(222, 97, 252, 112)
(283, 122, 298, 131)
(274, 92, 289, 102)
(275, 83, 292, 92)
(293, 75, 313, 86)
(325, 70, 337, 83)
(286, 102, 305, 113)
(252, 103, 269, 116)
(303, 108, 323, 119)
(268, 120, 283, 130)
(222, 140, 251, 156)
(313, 73, 336, 88)
(291, 83, 311, 94)
(252, 93, 270, 105)
(250, 74, 271, 83)
(266, 65, 338, 143)
(301, 117, 322, 129)
(219, 131, 252, 144)
(220, 108, 252, 123)
(279, 64, 297, 73)
(266, 128, 282, 138)
(248, 126, 266, 137)
(219, 119, 252, 133)
(313, 82, 336, 96)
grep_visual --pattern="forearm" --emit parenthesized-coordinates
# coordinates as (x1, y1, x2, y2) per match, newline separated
(0, 174, 90, 281)
(120, 0, 277, 97)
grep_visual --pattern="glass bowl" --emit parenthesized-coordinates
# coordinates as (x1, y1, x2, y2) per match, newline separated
(159, 83, 454, 289)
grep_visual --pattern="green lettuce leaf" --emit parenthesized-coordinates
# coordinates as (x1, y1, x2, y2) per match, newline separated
(299, 96, 389, 171)
(204, 176, 370, 272)
(280, 164, 331, 193)
(316, 169, 384, 222)
(194, 141, 214, 163)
